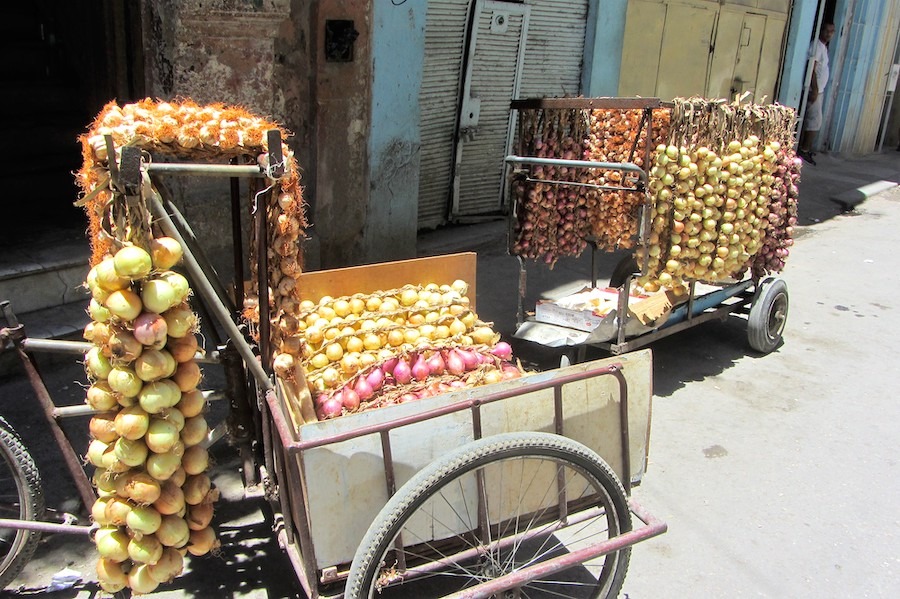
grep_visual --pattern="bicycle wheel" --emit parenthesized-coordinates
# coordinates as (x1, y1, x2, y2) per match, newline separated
(0, 416, 44, 590)
(346, 432, 631, 599)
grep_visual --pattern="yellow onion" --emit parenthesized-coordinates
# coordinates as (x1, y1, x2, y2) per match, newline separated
(167, 334, 199, 363)
(114, 404, 150, 440)
(182, 445, 209, 475)
(91, 496, 113, 525)
(86, 382, 118, 411)
(149, 546, 185, 583)
(182, 474, 211, 505)
(86, 347, 113, 380)
(114, 436, 149, 467)
(169, 467, 187, 488)
(118, 471, 162, 505)
(86, 439, 112, 468)
(186, 526, 218, 556)
(172, 360, 201, 392)
(141, 278, 179, 314)
(129, 533, 163, 566)
(176, 389, 206, 418)
(156, 514, 190, 548)
(181, 415, 208, 447)
(107, 327, 142, 363)
(107, 366, 143, 398)
(126, 504, 162, 536)
(186, 501, 214, 531)
(163, 304, 197, 338)
(146, 418, 180, 453)
(150, 237, 183, 270)
(105, 289, 143, 321)
(128, 563, 160, 594)
(93, 257, 130, 292)
(134, 349, 177, 382)
(96, 557, 128, 593)
(162, 271, 190, 304)
(114, 245, 153, 280)
(154, 480, 186, 515)
(95, 526, 130, 562)
(88, 298, 112, 322)
(104, 496, 134, 526)
(90, 411, 119, 443)
(138, 379, 182, 414)
(146, 449, 182, 481)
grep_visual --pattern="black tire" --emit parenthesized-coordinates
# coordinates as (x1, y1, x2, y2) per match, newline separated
(0, 416, 44, 590)
(748, 277, 789, 354)
(346, 432, 631, 599)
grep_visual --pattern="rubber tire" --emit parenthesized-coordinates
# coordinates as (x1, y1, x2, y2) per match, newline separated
(0, 416, 44, 590)
(748, 277, 789, 354)
(345, 431, 631, 599)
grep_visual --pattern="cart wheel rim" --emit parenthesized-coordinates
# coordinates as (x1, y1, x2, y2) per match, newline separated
(767, 292, 788, 340)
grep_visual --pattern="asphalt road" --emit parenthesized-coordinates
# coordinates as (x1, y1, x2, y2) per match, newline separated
(2, 185, 899, 597)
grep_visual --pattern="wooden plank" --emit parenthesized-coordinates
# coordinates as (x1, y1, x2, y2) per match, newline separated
(297, 252, 478, 310)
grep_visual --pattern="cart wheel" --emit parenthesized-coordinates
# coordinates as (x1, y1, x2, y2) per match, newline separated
(0, 417, 44, 590)
(345, 432, 631, 599)
(747, 277, 789, 354)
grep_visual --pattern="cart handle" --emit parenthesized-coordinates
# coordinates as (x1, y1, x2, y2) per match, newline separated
(503, 155, 648, 187)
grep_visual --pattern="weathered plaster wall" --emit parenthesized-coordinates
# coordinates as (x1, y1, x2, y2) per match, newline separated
(308, 0, 372, 268)
(365, 1, 426, 263)
(141, 0, 314, 281)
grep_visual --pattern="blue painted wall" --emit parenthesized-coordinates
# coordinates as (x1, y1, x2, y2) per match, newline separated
(583, 0, 628, 96)
(367, 0, 428, 262)
(777, 0, 819, 109)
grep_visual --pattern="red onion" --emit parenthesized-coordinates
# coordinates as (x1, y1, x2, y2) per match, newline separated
(412, 354, 430, 382)
(446, 350, 466, 376)
(394, 358, 412, 384)
(398, 393, 416, 403)
(342, 388, 360, 411)
(426, 352, 445, 376)
(354, 377, 374, 402)
(491, 342, 513, 360)
(133, 312, 168, 348)
(366, 368, 385, 391)
(449, 380, 467, 389)
(381, 357, 399, 375)
(458, 349, 479, 371)
(318, 398, 343, 420)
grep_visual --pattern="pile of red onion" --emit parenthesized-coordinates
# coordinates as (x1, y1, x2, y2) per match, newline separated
(313, 342, 521, 420)
(752, 152, 800, 277)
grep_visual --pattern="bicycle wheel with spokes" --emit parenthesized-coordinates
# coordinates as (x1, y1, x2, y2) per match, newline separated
(346, 431, 631, 599)
(0, 416, 44, 590)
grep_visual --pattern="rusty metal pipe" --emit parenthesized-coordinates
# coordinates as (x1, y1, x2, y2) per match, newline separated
(0, 519, 94, 535)
(146, 189, 272, 391)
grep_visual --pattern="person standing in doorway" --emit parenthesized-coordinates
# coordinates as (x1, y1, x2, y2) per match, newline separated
(798, 22, 836, 165)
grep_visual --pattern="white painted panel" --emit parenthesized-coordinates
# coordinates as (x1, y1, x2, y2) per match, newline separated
(454, 1, 529, 217)
(519, 0, 589, 98)
(299, 350, 653, 571)
(417, 0, 470, 229)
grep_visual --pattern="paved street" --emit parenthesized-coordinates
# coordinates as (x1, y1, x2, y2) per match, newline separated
(2, 151, 899, 597)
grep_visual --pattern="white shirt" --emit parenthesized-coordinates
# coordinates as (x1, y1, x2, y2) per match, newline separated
(809, 39, 830, 93)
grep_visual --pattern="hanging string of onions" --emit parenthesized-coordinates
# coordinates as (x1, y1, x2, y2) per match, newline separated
(74, 98, 309, 592)
(637, 97, 799, 291)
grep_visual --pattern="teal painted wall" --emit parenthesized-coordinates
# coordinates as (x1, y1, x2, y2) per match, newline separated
(777, 0, 819, 109)
(367, 0, 428, 262)
(583, 0, 628, 96)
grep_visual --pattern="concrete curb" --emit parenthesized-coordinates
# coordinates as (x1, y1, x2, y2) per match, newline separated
(830, 179, 899, 211)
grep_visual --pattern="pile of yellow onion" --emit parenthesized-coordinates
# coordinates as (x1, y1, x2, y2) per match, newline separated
(279, 281, 524, 420)
(83, 239, 218, 594)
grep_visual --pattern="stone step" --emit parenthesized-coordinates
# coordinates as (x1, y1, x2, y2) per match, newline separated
(0, 231, 90, 315)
